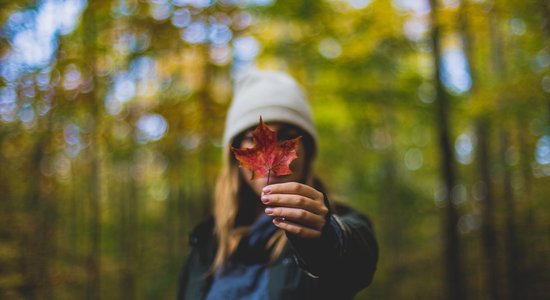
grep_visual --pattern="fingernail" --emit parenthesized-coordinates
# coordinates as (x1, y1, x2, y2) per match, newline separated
(273, 217, 283, 224)
(265, 207, 274, 215)
(261, 195, 270, 203)
(262, 186, 272, 194)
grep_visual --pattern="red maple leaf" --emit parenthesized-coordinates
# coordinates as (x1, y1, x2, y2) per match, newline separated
(231, 116, 302, 183)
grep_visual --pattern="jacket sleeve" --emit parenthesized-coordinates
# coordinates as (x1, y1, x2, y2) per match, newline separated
(176, 217, 216, 300)
(176, 251, 192, 300)
(286, 198, 378, 296)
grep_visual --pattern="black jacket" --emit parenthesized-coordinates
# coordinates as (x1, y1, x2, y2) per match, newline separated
(177, 203, 378, 300)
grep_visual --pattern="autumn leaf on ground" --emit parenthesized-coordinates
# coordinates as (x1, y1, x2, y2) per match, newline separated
(231, 116, 302, 183)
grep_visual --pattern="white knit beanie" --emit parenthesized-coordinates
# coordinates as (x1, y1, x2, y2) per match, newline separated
(223, 69, 317, 148)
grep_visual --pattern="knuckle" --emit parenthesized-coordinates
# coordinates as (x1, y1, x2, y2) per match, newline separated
(316, 191, 324, 200)
(292, 183, 301, 193)
(298, 210, 307, 219)
(294, 227, 303, 236)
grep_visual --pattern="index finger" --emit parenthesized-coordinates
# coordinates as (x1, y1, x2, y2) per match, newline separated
(263, 182, 323, 201)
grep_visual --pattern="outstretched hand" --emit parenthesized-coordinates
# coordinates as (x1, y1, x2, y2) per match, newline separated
(262, 182, 328, 238)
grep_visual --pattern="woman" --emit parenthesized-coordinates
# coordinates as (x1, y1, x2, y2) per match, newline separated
(177, 70, 378, 300)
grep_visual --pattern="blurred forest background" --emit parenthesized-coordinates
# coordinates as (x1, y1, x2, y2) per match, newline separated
(1, 0, 550, 299)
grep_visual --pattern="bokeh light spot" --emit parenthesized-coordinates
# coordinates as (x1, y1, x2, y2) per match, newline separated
(404, 148, 424, 171)
(510, 17, 526, 36)
(455, 132, 475, 165)
(233, 36, 260, 61)
(403, 17, 428, 42)
(172, 9, 191, 28)
(136, 114, 168, 143)
(442, 48, 472, 94)
(182, 21, 208, 44)
(63, 64, 82, 90)
(348, 0, 372, 9)
(209, 23, 233, 45)
(318, 38, 342, 59)
(535, 135, 550, 165)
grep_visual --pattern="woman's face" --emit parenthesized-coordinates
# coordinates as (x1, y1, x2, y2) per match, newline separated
(237, 122, 308, 196)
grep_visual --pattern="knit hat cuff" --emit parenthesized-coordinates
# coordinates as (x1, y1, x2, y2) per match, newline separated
(223, 106, 318, 147)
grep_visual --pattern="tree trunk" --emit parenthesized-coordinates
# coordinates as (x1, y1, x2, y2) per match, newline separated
(83, 2, 102, 299)
(459, 2, 501, 298)
(379, 155, 407, 298)
(21, 133, 53, 300)
(119, 164, 136, 300)
(516, 116, 534, 231)
(540, 0, 550, 38)
(428, 0, 464, 298)
(19, 73, 58, 299)
(488, 4, 523, 299)
(476, 119, 499, 300)
(198, 46, 216, 216)
(499, 130, 521, 300)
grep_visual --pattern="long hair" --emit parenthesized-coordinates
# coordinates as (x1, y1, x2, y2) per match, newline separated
(210, 128, 318, 273)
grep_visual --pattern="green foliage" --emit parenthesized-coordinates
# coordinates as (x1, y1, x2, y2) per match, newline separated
(1, 0, 549, 299)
